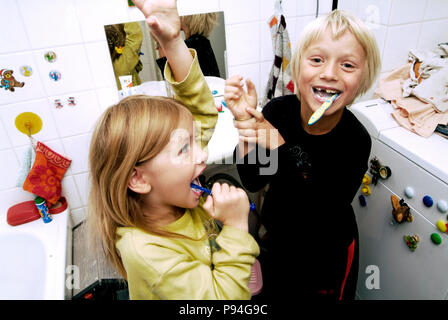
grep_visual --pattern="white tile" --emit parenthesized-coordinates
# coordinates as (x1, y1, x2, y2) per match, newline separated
(418, 20, 448, 50)
(0, 0, 31, 54)
(228, 63, 260, 98)
(358, 0, 392, 25)
(0, 52, 46, 106)
(33, 45, 94, 96)
(0, 120, 12, 150)
(96, 87, 120, 112)
(297, 0, 323, 16)
(70, 207, 86, 227)
(0, 149, 20, 190)
(75, 0, 131, 43)
(389, 0, 427, 25)
(84, 41, 116, 90)
(294, 15, 315, 48)
(61, 175, 83, 210)
(337, 0, 360, 17)
(226, 22, 260, 66)
(49, 91, 100, 138)
(382, 24, 421, 72)
(18, 0, 83, 49)
(61, 134, 91, 175)
(370, 24, 387, 59)
(73, 172, 90, 206)
(0, 187, 34, 217)
(222, 0, 260, 24)
(177, 0, 220, 16)
(424, 0, 448, 20)
(0, 99, 59, 147)
(259, 61, 274, 100)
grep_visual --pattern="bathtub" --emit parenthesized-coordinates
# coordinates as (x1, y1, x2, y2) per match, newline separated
(0, 207, 71, 300)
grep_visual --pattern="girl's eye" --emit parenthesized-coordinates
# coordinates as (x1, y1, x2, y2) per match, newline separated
(179, 143, 189, 155)
(311, 57, 322, 63)
(342, 63, 355, 69)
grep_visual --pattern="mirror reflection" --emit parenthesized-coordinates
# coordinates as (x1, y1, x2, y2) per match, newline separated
(104, 11, 227, 96)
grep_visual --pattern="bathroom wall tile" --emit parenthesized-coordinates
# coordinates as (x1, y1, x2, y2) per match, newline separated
(49, 90, 100, 138)
(73, 173, 90, 206)
(33, 45, 94, 96)
(389, 0, 427, 25)
(177, 0, 220, 16)
(424, 0, 448, 20)
(370, 24, 387, 62)
(0, 187, 34, 217)
(96, 87, 120, 112)
(226, 22, 260, 66)
(0, 120, 12, 150)
(75, 0, 130, 43)
(84, 42, 116, 90)
(418, 19, 448, 50)
(337, 0, 360, 17)
(260, 61, 275, 101)
(0, 52, 46, 106)
(0, 0, 30, 54)
(222, 0, 260, 24)
(318, 0, 334, 15)
(381, 24, 420, 72)
(61, 175, 83, 210)
(357, 0, 392, 25)
(228, 63, 260, 98)
(61, 134, 91, 175)
(0, 99, 59, 147)
(18, 0, 83, 49)
(294, 15, 315, 45)
(0, 149, 20, 191)
(70, 207, 86, 227)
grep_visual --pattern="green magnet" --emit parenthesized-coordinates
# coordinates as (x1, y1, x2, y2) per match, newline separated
(431, 233, 442, 245)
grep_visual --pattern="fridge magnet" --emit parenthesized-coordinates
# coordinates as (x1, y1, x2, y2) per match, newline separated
(20, 65, 33, 77)
(44, 51, 57, 63)
(403, 234, 419, 252)
(67, 96, 76, 106)
(0, 69, 25, 92)
(49, 70, 61, 81)
(54, 99, 63, 109)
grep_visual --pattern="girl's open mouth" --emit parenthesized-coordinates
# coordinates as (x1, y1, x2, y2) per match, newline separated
(191, 177, 203, 197)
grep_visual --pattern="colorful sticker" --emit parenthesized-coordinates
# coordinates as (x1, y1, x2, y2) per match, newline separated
(44, 51, 57, 63)
(20, 65, 33, 77)
(54, 99, 63, 109)
(0, 69, 25, 92)
(67, 96, 76, 106)
(49, 70, 61, 81)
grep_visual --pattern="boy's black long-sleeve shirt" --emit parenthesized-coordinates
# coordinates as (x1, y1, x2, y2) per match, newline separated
(236, 94, 371, 299)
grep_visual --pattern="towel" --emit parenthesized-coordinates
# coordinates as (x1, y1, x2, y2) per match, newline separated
(374, 63, 448, 138)
(16, 138, 36, 188)
(262, 0, 294, 108)
(402, 43, 448, 112)
(22, 141, 71, 205)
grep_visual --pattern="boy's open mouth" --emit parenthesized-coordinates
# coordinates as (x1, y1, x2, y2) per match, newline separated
(312, 86, 341, 101)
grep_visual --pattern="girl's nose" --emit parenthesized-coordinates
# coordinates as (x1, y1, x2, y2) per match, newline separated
(193, 143, 208, 164)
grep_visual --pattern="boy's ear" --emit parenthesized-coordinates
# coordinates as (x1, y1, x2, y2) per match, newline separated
(128, 167, 152, 194)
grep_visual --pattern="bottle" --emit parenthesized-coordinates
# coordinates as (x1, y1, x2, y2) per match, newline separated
(34, 196, 52, 223)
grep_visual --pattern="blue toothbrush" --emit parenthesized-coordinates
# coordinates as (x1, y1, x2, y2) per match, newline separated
(190, 183, 256, 211)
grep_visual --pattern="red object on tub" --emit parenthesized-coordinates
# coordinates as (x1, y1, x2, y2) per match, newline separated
(6, 197, 68, 226)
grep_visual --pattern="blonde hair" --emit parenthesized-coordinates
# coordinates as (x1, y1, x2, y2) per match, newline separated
(88, 95, 208, 278)
(291, 10, 381, 100)
(180, 12, 218, 38)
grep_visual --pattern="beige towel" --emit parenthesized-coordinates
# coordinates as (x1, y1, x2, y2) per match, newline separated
(374, 63, 448, 138)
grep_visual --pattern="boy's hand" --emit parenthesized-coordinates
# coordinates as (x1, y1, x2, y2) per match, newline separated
(234, 108, 285, 150)
(224, 75, 258, 121)
(203, 183, 249, 232)
(133, 0, 180, 47)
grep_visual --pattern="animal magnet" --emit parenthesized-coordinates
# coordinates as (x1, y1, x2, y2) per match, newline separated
(391, 195, 413, 223)
(0, 69, 25, 92)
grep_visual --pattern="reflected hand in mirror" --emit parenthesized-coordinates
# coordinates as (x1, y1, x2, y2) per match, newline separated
(104, 10, 227, 96)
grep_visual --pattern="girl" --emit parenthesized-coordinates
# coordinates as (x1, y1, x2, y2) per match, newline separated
(225, 10, 381, 300)
(88, 0, 259, 300)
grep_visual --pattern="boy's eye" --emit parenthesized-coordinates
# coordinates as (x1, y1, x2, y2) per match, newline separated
(311, 57, 322, 63)
(342, 63, 355, 69)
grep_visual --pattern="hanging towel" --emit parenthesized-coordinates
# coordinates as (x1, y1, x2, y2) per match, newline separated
(22, 141, 71, 205)
(16, 137, 36, 188)
(262, 0, 295, 108)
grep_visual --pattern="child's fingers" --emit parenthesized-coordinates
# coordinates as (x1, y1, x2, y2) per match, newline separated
(238, 128, 257, 137)
(245, 78, 258, 98)
(225, 75, 244, 87)
(246, 107, 264, 121)
(239, 135, 258, 144)
(202, 195, 215, 217)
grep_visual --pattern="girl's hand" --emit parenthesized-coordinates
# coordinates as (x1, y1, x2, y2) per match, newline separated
(202, 183, 249, 232)
(224, 75, 258, 121)
(234, 107, 285, 150)
(133, 0, 180, 47)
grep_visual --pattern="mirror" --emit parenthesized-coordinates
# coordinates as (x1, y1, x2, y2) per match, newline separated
(104, 11, 227, 97)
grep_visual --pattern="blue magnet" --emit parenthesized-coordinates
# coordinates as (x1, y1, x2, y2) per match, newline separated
(423, 195, 433, 208)
(358, 194, 367, 207)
